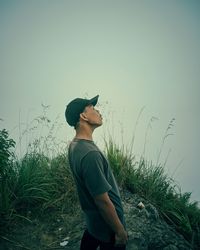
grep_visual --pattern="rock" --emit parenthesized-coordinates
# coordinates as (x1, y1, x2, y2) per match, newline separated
(137, 201, 145, 209)
(127, 233, 148, 250)
(60, 240, 69, 246)
(121, 189, 192, 250)
(145, 203, 160, 221)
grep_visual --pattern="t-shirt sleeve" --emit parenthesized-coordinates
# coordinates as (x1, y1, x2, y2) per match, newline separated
(81, 151, 112, 197)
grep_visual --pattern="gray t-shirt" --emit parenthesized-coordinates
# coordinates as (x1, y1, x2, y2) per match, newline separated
(68, 138, 125, 242)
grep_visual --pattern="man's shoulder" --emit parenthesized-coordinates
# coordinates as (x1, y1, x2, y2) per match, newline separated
(69, 139, 100, 158)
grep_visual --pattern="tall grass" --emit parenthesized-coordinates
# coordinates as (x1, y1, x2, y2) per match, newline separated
(0, 128, 78, 237)
(104, 138, 200, 248)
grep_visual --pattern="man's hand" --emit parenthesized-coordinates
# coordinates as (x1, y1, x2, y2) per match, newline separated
(115, 228, 128, 246)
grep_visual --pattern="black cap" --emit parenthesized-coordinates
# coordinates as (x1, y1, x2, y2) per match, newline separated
(65, 95, 99, 126)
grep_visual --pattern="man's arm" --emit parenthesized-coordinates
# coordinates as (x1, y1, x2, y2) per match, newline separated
(94, 192, 128, 245)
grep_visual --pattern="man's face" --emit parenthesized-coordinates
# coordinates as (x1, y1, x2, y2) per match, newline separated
(82, 105, 103, 127)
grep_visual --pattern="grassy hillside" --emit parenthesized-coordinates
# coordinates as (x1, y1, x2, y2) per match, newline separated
(0, 127, 200, 249)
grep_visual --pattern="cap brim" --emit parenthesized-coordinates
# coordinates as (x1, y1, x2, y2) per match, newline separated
(88, 95, 99, 106)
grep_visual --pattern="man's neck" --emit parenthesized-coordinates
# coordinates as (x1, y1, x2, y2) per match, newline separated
(75, 134, 93, 141)
(75, 128, 94, 141)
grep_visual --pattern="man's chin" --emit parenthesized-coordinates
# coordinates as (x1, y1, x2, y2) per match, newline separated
(94, 122, 103, 128)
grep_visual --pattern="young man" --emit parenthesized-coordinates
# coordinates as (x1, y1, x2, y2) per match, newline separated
(65, 95, 128, 250)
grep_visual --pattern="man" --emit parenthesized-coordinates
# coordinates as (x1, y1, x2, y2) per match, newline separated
(65, 95, 128, 250)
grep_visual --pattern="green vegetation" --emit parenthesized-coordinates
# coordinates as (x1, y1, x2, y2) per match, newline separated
(105, 138, 200, 247)
(0, 113, 200, 248)
(0, 129, 78, 238)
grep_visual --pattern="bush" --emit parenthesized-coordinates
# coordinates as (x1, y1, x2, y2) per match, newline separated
(0, 129, 16, 233)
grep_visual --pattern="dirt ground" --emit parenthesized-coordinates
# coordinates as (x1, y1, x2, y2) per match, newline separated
(0, 207, 85, 250)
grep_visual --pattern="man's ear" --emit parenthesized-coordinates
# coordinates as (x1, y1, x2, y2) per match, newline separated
(80, 113, 88, 121)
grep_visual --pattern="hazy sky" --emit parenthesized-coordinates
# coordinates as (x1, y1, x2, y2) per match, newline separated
(1, 0, 200, 202)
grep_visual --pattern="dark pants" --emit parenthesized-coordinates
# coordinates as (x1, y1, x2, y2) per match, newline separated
(80, 229, 126, 250)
